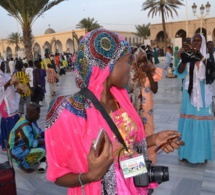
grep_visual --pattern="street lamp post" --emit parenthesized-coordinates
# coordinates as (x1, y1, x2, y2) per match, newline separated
(192, 2, 211, 35)
(185, 0, 189, 38)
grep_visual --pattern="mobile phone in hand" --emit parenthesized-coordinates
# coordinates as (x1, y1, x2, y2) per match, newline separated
(93, 128, 105, 158)
(154, 135, 181, 153)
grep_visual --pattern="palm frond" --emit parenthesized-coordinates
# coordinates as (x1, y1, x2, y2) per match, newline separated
(76, 17, 101, 32)
(0, 0, 66, 60)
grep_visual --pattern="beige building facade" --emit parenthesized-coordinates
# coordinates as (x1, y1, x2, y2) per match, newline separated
(0, 28, 143, 60)
(150, 17, 215, 48)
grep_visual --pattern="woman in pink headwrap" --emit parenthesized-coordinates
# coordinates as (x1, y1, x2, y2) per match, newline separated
(45, 29, 184, 195)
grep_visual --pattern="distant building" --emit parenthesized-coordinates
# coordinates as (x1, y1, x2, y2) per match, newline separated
(150, 17, 215, 48)
(0, 28, 144, 60)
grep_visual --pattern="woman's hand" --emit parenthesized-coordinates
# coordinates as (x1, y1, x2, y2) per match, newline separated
(86, 131, 114, 182)
(179, 47, 185, 53)
(154, 130, 185, 153)
(54, 131, 113, 187)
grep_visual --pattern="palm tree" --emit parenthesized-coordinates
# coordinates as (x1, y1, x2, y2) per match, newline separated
(142, 0, 184, 49)
(0, 0, 66, 61)
(135, 23, 150, 39)
(76, 17, 101, 33)
(7, 32, 23, 51)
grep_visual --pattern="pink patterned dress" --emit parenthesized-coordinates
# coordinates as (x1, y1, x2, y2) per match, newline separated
(45, 28, 158, 195)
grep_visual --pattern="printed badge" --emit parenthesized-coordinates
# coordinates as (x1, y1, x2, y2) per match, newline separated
(120, 155, 147, 178)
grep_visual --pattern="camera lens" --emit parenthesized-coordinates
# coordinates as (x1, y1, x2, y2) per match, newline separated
(149, 166, 169, 184)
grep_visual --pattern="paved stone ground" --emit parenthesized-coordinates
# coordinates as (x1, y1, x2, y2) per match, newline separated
(0, 61, 215, 195)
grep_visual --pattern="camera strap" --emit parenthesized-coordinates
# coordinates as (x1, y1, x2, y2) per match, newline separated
(79, 88, 128, 152)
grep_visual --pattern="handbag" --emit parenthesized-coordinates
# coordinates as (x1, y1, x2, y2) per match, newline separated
(0, 140, 17, 195)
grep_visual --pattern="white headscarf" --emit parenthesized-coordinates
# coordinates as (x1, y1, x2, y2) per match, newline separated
(0, 59, 20, 115)
(184, 34, 212, 110)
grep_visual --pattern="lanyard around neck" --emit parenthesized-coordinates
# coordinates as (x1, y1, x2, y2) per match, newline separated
(79, 88, 128, 152)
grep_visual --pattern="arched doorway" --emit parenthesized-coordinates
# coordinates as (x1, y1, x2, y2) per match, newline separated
(175, 29, 186, 38)
(66, 38, 74, 54)
(155, 31, 165, 48)
(195, 28, 207, 38)
(43, 41, 51, 55)
(33, 43, 41, 59)
(6, 47, 12, 59)
(55, 40, 63, 54)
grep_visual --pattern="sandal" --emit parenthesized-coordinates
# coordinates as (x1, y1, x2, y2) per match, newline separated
(37, 162, 47, 173)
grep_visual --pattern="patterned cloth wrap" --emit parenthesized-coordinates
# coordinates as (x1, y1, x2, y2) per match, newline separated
(45, 28, 157, 195)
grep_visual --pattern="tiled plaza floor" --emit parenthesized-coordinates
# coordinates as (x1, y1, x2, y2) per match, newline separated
(0, 64, 214, 195)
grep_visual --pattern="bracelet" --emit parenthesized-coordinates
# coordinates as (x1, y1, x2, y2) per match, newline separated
(78, 173, 86, 195)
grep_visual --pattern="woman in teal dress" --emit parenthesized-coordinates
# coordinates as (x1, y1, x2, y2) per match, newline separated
(175, 34, 214, 164)
(153, 47, 160, 65)
(174, 46, 179, 68)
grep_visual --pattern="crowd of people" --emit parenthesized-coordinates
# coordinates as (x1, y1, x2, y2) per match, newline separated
(0, 51, 75, 172)
(0, 28, 214, 195)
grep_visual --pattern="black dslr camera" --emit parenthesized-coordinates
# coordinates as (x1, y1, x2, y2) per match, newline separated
(133, 160, 169, 187)
(181, 50, 202, 63)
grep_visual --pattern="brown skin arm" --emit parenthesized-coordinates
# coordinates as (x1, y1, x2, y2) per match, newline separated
(54, 131, 113, 187)
(146, 71, 158, 94)
(177, 48, 187, 73)
(146, 130, 184, 153)
(4, 79, 11, 90)
(178, 62, 186, 73)
(142, 60, 158, 94)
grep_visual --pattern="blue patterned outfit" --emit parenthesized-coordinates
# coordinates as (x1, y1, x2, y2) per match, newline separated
(8, 117, 45, 169)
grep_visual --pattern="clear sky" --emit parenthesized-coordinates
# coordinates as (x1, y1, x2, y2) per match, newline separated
(0, 0, 214, 38)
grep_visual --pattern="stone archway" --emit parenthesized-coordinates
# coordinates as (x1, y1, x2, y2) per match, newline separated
(43, 41, 51, 55)
(66, 38, 74, 54)
(155, 31, 165, 48)
(55, 40, 63, 54)
(195, 28, 207, 38)
(6, 47, 12, 59)
(156, 31, 164, 41)
(175, 29, 186, 38)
